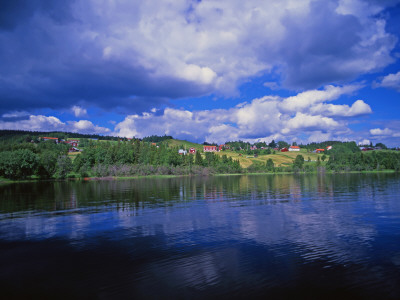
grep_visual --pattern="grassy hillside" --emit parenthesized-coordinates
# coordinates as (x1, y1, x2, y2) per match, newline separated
(163, 140, 325, 168)
(215, 149, 324, 168)
(164, 139, 204, 152)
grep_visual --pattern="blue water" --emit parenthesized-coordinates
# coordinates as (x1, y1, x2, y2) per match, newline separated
(0, 173, 400, 299)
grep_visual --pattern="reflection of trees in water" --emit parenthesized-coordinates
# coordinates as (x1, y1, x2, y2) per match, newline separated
(0, 174, 398, 215)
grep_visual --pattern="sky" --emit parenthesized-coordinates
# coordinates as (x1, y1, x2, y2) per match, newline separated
(1, 0, 400, 146)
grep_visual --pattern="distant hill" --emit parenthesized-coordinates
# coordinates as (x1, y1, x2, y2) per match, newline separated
(142, 135, 173, 143)
(0, 130, 119, 141)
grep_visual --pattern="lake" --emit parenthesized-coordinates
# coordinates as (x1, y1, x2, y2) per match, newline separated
(0, 173, 400, 299)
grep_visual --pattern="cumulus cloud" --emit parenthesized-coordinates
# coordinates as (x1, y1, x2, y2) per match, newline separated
(369, 127, 400, 137)
(0, 115, 110, 135)
(280, 84, 362, 112)
(67, 120, 110, 134)
(0, 0, 398, 114)
(113, 85, 372, 143)
(71, 106, 87, 118)
(310, 100, 372, 117)
(358, 139, 371, 145)
(374, 71, 400, 91)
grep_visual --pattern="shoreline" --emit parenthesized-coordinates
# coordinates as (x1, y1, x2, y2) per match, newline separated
(0, 169, 397, 184)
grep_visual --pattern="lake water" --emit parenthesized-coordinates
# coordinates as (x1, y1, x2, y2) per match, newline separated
(0, 173, 400, 299)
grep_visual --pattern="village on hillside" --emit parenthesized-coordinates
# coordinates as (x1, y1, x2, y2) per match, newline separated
(36, 135, 399, 157)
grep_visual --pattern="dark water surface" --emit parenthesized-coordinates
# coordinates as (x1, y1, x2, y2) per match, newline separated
(1, 173, 400, 299)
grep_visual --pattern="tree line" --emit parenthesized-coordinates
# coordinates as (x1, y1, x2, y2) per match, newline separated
(0, 132, 399, 180)
(0, 138, 242, 180)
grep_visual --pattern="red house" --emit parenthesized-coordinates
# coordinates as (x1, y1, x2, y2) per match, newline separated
(281, 148, 288, 152)
(66, 140, 79, 147)
(189, 147, 196, 154)
(203, 145, 217, 152)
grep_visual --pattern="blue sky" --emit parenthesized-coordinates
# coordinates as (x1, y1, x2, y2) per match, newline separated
(1, 0, 400, 146)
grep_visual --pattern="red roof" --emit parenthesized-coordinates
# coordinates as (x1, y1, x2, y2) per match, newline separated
(42, 137, 58, 140)
(290, 146, 300, 149)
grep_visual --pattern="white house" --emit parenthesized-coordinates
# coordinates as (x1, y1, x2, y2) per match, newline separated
(289, 146, 300, 151)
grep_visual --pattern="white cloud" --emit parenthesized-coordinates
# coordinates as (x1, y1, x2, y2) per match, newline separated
(263, 81, 280, 90)
(369, 127, 400, 137)
(68, 120, 110, 134)
(71, 106, 88, 117)
(310, 100, 372, 117)
(307, 131, 334, 143)
(113, 84, 372, 143)
(0, 115, 66, 131)
(280, 85, 362, 112)
(1, 111, 30, 119)
(0, 115, 110, 135)
(358, 139, 371, 145)
(375, 71, 400, 91)
(284, 113, 341, 133)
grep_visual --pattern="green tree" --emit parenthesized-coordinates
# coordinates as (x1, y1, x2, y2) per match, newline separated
(277, 141, 289, 149)
(195, 151, 203, 166)
(268, 140, 277, 148)
(266, 158, 275, 171)
(293, 155, 305, 168)
(375, 142, 387, 149)
(316, 156, 321, 167)
(0, 149, 38, 179)
(55, 155, 73, 179)
(37, 150, 58, 178)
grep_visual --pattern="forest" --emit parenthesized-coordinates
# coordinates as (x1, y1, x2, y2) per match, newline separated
(0, 131, 241, 180)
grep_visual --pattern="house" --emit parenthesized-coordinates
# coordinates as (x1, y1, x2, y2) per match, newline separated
(250, 145, 257, 150)
(189, 147, 196, 154)
(68, 147, 80, 152)
(281, 148, 288, 152)
(40, 137, 59, 143)
(289, 146, 300, 151)
(178, 149, 187, 155)
(315, 149, 325, 153)
(218, 144, 230, 151)
(203, 145, 218, 152)
(326, 146, 332, 150)
(66, 140, 79, 147)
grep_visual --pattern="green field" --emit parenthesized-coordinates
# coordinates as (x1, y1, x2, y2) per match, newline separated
(215, 149, 324, 167)
(163, 140, 324, 168)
